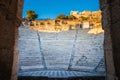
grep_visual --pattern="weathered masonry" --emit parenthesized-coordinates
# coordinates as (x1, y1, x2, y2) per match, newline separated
(0, 0, 120, 80)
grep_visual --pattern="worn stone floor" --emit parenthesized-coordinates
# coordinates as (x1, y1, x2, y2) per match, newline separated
(18, 26, 105, 77)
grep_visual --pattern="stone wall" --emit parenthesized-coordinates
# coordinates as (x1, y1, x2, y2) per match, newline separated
(23, 20, 101, 32)
(100, 0, 120, 80)
(109, 0, 120, 79)
(0, 0, 24, 80)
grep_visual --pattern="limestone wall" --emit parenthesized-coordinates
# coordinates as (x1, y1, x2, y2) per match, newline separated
(24, 20, 102, 32)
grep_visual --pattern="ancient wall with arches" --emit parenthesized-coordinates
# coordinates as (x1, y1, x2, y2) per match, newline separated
(0, 0, 120, 80)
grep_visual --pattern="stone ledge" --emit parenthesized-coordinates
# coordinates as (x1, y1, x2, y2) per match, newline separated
(18, 76, 105, 80)
(18, 70, 105, 80)
(20, 66, 44, 71)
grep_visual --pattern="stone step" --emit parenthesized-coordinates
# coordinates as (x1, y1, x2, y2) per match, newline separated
(18, 27, 105, 73)
(70, 66, 95, 72)
(46, 65, 68, 70)
(44, 56, 71, 59)
(19, 70, 105, 78)
(19, 61, 43, 66)
(18, 29, 38, 39)
(19, 66, 44, 71)
(45, 62, 69, 65)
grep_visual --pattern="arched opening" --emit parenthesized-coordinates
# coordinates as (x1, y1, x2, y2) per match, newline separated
(1, 0, 119, 80)
(18, 0, 106, 79)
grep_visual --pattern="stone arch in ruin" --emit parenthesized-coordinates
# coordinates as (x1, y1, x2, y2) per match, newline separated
(0, 0, 120, 80)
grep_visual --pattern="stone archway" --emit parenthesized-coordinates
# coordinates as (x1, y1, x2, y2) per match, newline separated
(0, 0, 120, 80)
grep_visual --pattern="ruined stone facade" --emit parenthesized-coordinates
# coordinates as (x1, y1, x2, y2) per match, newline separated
(70, 10, 101, 19)
(23, 20, 93, 31)
(22, 10, 102, 32)
(0, 0, 120, 80)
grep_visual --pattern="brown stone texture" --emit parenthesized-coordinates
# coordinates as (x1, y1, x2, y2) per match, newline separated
(0, 0, 24, 80)
(100, 0, 115, 80)
(109, 0, 120, 79)
(100, 0, 120, 79)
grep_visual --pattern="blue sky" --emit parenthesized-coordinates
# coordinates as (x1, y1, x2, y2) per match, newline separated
(22, 0, 100, 19)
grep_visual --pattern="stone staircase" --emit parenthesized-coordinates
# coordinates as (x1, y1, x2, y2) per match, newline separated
(18, 27, 44, 71)
(18, 26, 105, 77)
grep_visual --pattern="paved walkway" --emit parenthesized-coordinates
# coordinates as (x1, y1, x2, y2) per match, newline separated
(19, 70, 105, 78)
(18, 26, 105, 77)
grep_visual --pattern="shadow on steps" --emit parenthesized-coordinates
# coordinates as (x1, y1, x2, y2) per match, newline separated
(18, 76, 105, 80)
